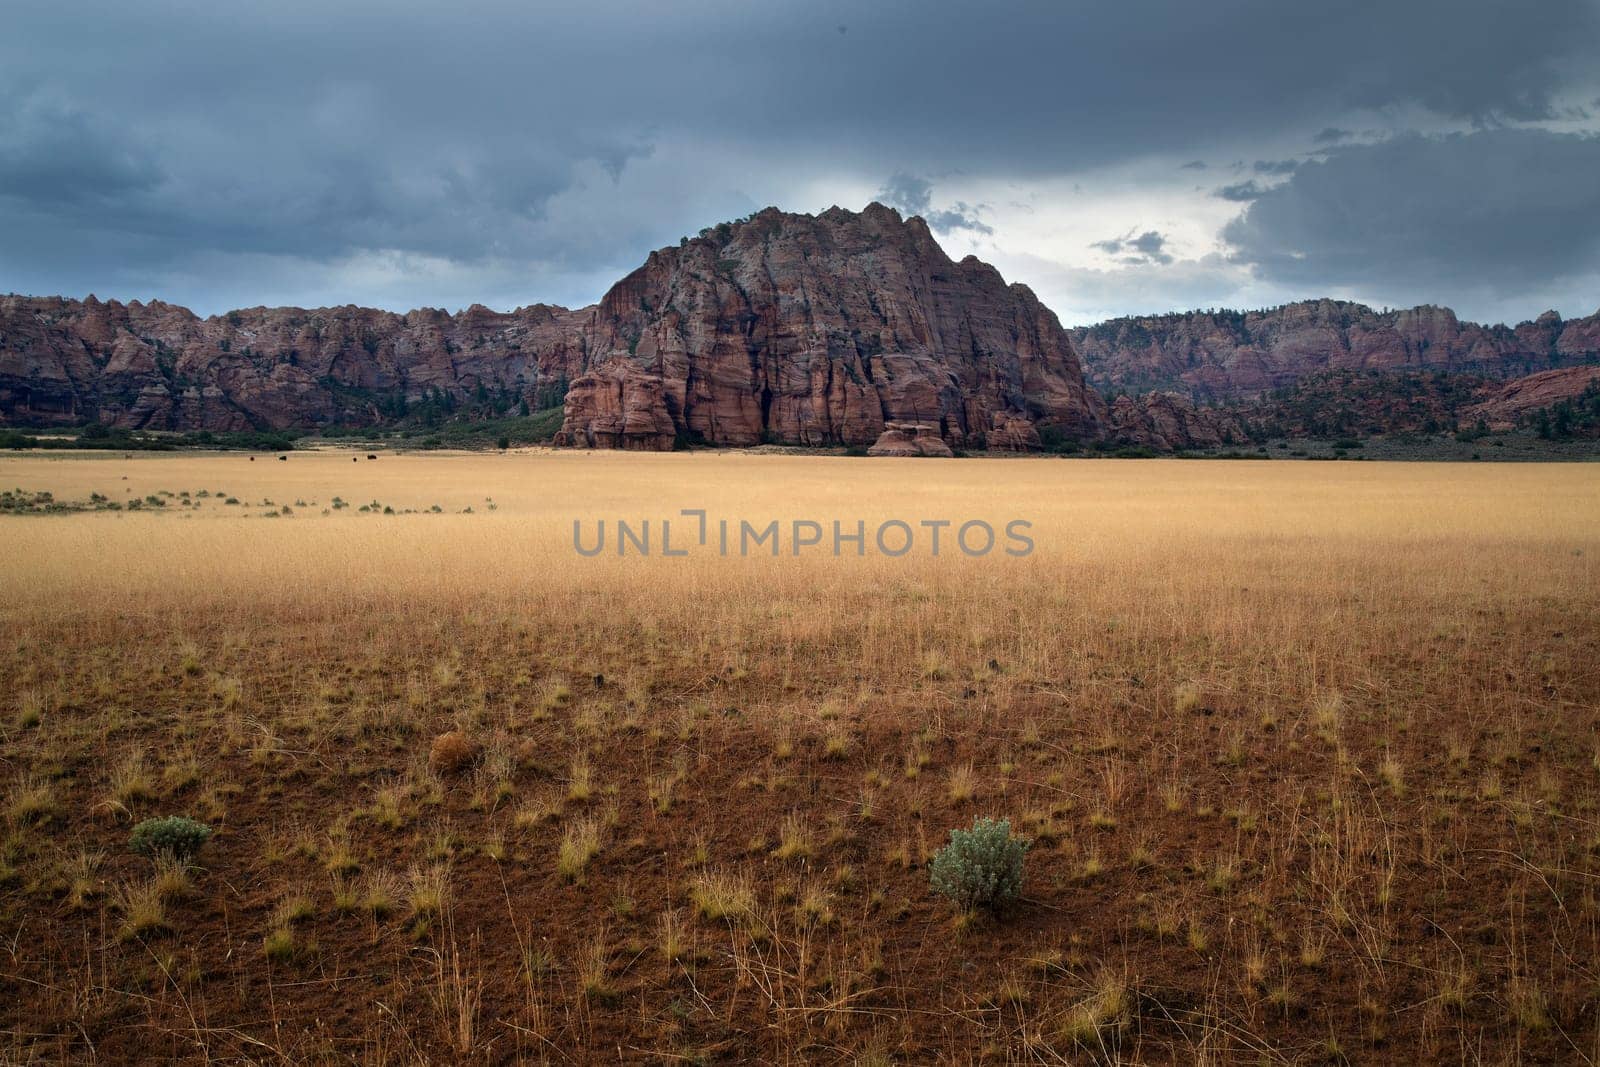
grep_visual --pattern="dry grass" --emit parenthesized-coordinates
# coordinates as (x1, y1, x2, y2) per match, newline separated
(0, 449, 1598, 1061)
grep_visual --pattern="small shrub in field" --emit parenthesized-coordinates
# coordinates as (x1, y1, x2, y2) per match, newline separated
(428, 731, 482, 776)
(129, 816, 212, 862)
(929, 816, 1029, 913)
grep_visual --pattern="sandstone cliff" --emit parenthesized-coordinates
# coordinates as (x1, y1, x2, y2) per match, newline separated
(0, 295, 586, 431)
(1071, 300, 1600, 402)
(555, 204, 1101, 449)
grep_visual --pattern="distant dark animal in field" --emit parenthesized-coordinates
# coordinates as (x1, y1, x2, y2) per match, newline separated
(352, 457, 358, 463)
(249, 456, 254, 462)
(367, 454, 377, 460)
(278, 455, 287, 462)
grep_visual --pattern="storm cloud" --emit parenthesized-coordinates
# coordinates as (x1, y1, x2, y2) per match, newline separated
(1223, 129, 1600, 318)
(2, 0, 1598, 320)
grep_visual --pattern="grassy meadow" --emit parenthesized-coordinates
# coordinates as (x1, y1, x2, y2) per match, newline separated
(2, 449, 1599, 1062)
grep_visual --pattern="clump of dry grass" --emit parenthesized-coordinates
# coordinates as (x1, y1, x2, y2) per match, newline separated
(772, 814, 811, 861)
(7, 775, 59, 826)
(690, 869, 757, 924)
(557, 818, 602, 882)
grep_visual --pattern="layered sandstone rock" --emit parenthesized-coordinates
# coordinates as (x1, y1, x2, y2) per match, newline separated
(866, 422, 956, 457)
(1072, 300, 1600, 402)
(0, 295, 586, 430)
(560, 203, 1100, 450)
(984, 412, 1044, 452)
(552, 361, 676, 450)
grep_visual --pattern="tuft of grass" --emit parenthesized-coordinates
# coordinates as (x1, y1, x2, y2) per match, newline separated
(771, 814, 811, 860)
(407, 864, 452, 918)
(1506, 975, 1549, 1032)
(566, 756, 593, 805)
(263, 927, 297, 962)
(690, 869, 757, 924)
(272, 893, 315, 927)
(797, 887, 835, 926)
(109, 749, 155, 808)
(330, 874, 361, 913)
(822, 727, 851, 760)
(7, 775, 60, 826)
(657, 909, 688, 961)
(579, 931, 615, 1002)
(115, 877, 169, 940)
(647, 773, 675, 815)
(1057, 970, 1134, 1048)
(1378, 752, 1405, 796)
(363, 869, 403, 918)
(557, 818, 602, 882)
(946, 763, 975, 804)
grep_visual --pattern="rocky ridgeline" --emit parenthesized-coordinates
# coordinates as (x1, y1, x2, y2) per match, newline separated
(0, 204, 1101, 451)
(4, 204, 1599, 452)
(1071, 300, 1600, 403)
(0, 296, 585, 432)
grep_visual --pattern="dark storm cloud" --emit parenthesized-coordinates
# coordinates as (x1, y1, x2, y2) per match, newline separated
(1223, 129, 1600, 309)
(1, 0, 1598, 313)
(0, 98, 162, 207)
(1093, 230, 1174, 266)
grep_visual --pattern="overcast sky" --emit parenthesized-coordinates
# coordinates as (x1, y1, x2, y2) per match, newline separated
(3, 0, 1599, 326)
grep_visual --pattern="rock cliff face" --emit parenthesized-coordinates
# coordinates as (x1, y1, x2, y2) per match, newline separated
(1071, 300, 1600, 402)
(0, 295, 585, 431)
(555, 203, 1101, 449)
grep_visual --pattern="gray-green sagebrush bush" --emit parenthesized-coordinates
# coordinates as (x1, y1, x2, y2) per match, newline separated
(129, 816, 213, 862)
(929, 816, 1030, 912)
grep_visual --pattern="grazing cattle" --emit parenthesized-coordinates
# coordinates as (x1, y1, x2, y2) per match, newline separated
(367, 454, 377, 460)
(249, 456, 254, 461)
(278, 455, 287, 462)
(352, 457, 358, 463)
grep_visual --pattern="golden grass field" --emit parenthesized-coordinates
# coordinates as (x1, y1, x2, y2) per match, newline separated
(2, 449, 1599, 1063)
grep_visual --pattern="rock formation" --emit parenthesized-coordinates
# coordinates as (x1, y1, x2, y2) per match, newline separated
(1462, 365, 1600, 431)
(6, 205, 1600, 454)
(0, 295, 585, 431)
(1072, 300, 1600, 402)
(556, 203, 1100, 450)
(866, 422, 956, 457)
(2, 204, 1101, 451)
